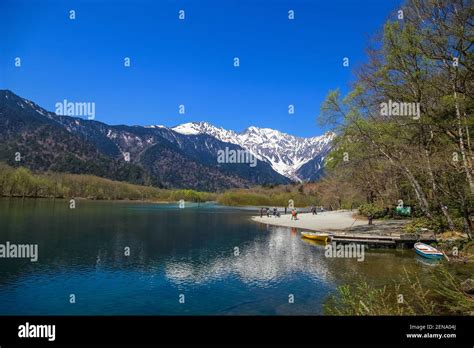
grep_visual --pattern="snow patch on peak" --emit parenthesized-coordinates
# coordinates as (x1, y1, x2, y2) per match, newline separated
(172, 122, 239, 142)
(145, 125, 167, 129)
(172, 122, 202, 135)
(172, 122, 334, 181)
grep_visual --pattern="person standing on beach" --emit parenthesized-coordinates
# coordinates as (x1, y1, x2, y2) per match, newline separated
(260, 208, 263, 218)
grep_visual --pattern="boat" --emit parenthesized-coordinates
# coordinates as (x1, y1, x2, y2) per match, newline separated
(414, 242, 444, 259)
(301, 238, 327, 247)
(301, 231, 332, 243)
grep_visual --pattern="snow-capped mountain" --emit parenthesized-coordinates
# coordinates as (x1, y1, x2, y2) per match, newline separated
(172, 122, 334, 181)
(1, 89, 333, 189)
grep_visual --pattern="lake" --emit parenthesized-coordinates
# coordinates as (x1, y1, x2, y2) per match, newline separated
(0, 198, 435, 315)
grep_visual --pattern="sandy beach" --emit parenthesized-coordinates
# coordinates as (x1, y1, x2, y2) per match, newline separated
(251, 210, 364, 230)
(251, 210, 409, 235)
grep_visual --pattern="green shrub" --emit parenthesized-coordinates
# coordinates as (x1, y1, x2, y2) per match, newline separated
(217, 191, 272, 206)
(324, 267, 474, 316)
(404, 217, 444, 234)
(358, 203, 387, 218)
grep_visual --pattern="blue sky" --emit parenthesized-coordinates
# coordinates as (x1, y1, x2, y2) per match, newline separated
(0, 0, 402, 137)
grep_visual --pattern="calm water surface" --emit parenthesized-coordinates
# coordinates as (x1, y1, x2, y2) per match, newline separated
(0, 199, 436, 315)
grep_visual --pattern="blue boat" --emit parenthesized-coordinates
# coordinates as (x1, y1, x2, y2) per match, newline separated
(414, 242, 444, 259)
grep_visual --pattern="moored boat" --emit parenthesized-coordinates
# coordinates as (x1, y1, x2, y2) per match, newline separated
(301, 238, 327, 247)
(301, 231, 332, 243)
(414, 242, 444, 259)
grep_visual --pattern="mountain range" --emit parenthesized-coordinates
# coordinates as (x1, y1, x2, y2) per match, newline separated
(171, 122, 334, 181)
(0, 90, 334, 191)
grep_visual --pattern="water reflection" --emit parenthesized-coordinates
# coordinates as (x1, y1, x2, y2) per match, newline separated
(164, 226, 332, 287)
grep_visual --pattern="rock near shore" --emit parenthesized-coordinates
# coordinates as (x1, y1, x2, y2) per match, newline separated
(460, 279, 474, 295)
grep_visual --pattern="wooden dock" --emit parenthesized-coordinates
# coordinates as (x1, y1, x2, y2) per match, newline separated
(330, 232, 436, 248)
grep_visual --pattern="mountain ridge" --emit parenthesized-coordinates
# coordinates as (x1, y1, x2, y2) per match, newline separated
(171, 121, 334, 181)
(0, 90, 333, 189)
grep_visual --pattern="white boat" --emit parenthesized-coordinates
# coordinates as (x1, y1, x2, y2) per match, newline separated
(414, 242, 444, 259)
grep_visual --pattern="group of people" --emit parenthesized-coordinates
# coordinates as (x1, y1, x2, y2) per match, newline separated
(260, 205, 323, 220)
(309, 205, 324, 215)
(260, 207, 281, 218)
(259, 207, 300, 220)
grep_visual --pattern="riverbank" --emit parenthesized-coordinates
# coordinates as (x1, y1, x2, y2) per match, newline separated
(0, 164, 217, 202)
(0, 163, 354, 209)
